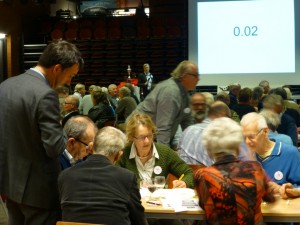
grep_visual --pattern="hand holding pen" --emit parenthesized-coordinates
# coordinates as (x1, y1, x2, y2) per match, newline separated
(172, 174, 186, 188)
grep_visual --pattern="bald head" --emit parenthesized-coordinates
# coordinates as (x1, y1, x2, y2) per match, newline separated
(208, 101, 231, 119)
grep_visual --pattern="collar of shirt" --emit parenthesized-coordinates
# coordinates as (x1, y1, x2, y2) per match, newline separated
(63, 149, 76, 165)
(30, 68, 46, 80)
(129, 142, 159, 180)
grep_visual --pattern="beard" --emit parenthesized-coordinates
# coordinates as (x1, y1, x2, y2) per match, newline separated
(192, 110, 207, 122)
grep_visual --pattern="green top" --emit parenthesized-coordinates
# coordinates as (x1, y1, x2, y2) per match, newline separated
(116, 142, 194, 188)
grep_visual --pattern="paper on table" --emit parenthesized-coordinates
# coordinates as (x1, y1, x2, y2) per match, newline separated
(158, 188, 202, 212)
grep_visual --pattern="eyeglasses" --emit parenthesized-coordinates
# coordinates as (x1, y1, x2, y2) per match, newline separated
(134, 134, 154, 142)
(186, 73, 200, 79)
(64, 102, 72, 105)
(74, 138, 89, 147)
(243, 129, 264, 141)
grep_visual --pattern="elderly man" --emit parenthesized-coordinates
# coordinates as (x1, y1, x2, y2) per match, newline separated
(0, 40, 83, 225)
(60, 116, 97, 169)
(228, 83, 241, 109)
(240, 112, 300, 198)
(191, 92, 207, 123)
(133, 60, 198, 146)
(58, 126, 147, 225)
(107, 83, 119, 109)
(61, 95, 80, 127)
(116, 86, 137, 124)
(262, 94, 298, 146)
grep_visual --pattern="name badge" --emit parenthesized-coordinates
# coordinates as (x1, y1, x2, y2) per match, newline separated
(154, 166, 162, 175)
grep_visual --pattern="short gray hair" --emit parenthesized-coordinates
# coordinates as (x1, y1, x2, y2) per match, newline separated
(66, 95, 80, 108)
(74, 83, 85, 91)
(119, 86, 131, 97)
(64, 115, 97, 139)
(93, 126, 126, 157)
(202, 117, 243, 160)
(240, 112, 268, 130)
(262, 94, 284, 109)
(259, 109, 281, 131)
(170, 60, 197, 81)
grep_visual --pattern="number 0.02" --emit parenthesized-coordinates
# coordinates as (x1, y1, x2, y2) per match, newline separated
(234, 26, 258, 36)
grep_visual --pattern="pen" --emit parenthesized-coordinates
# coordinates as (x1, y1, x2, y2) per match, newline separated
(146, 201, 162, 206)
(178, 174, 184, 181)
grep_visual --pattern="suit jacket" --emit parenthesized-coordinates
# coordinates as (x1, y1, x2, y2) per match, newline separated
(61, 110, 79, 127)
(58, 154, 146, 225)
(0, 69, 66, 209)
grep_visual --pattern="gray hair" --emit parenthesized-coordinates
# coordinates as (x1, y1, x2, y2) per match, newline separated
(74, 83, 85, 91)
(262, 94, 284, 109)
(119, 86, 131, 97)
(202, 92, 215, 106)
(93, 126, 126, 157)
(240, 112, 268, 130)
(66, 95, 80, 108)
(108, 84, 117, 91)
(202, 117, 243, 160)
(170, 60, 197, 81)
(259, 109, 281, 131)
(64, 115, 97, 140)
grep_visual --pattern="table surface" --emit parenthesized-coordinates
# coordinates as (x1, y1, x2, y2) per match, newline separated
(143, 197, 300, 222)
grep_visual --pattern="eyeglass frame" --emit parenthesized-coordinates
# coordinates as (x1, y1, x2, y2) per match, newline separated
(69, 136, 90, 147)
(185, 72, 200, 79)
(134, 133, 154, 142)
(243, 128, 265, 141)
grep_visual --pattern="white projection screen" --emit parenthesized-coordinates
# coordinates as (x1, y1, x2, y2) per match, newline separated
(188, 0, 300, 88)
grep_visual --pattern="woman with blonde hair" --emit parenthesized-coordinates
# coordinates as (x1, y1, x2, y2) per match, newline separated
(116, 112, 193, 189)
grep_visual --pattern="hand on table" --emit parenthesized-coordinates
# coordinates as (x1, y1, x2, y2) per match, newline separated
(279, 183, 300, 199)
(172, 180, 187, 188)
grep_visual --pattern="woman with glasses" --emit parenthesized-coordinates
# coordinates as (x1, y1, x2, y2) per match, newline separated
(116, 112, 193, 189)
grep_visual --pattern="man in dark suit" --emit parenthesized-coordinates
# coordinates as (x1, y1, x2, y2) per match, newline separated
(58, 126, 147, 225)
(61, 95, 80, 127)
(138, 63, 154, 99)
(60, 115, 97, 170)
(0, 40, 83, 225)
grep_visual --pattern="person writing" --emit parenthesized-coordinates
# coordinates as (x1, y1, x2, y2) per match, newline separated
(116, 112, 193, 189)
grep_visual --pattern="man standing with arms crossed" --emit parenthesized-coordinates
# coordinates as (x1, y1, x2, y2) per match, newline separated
(0, 40, 83, 225)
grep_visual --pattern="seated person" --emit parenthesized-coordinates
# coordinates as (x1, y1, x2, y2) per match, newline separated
(88, 91, 115, 128)
(58, 126, 147, 225)
(116, 112, 194, 189)
(60, 116, 97, 169)
(194, 117, 275, 225)
(61, 95, 80, 127)
(241, 112, 300, 199)
(116, 86, 137, 124)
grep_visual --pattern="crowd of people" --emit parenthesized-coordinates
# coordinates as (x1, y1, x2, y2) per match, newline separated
(0, 40, 300, 225)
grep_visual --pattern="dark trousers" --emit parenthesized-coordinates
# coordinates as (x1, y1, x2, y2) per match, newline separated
(6, 198, 60, 225)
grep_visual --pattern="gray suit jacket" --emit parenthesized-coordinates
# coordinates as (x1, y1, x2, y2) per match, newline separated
(0, 69, 66, 209)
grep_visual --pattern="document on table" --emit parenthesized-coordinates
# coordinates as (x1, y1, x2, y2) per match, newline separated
(156, 188, 202, 212)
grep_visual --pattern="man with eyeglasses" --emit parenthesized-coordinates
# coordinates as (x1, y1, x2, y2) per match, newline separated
(0, 40, 83, 225)
(60, 116, 97, 170)
(241, 112, 300, 199)
(133, 60, 199, 147)
(61, 95, 80, 127)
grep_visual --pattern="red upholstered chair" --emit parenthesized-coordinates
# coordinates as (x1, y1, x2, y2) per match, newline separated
(51, 29, 64, 40)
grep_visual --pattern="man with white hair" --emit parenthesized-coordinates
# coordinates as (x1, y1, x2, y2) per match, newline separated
(58, 126, 146, 225)
(240, 112, 300, 198)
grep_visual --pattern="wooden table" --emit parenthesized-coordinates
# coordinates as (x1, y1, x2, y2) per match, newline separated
(143, 198, 300, 222)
